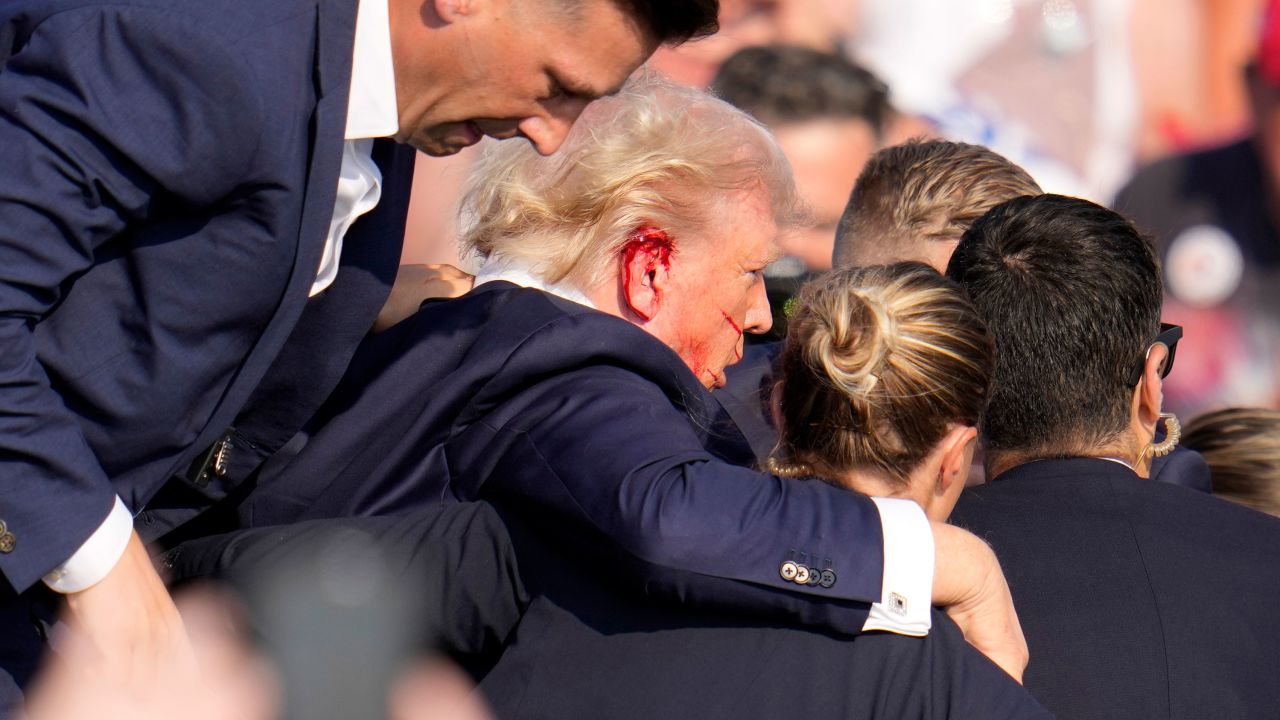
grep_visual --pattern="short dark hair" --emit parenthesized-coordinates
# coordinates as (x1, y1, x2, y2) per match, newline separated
(835, 140, 1041, 266)
(710, 45, 890, 134)
(611, 0, 719, 44)
(946, 194, 1162, 457)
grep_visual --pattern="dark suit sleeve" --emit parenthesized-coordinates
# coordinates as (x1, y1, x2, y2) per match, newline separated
(0, 7, 266, 591)
(162, 503, 528, 662)
(481, 366, 892, 635)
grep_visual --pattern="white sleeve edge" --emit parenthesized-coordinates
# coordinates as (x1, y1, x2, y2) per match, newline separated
(861, 496, 934, 636)
(43, 495, 133, 593)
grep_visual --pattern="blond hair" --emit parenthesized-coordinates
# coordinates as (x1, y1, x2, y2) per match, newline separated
(770, 262, 994, 485)
(458, 75, 800, 289)
(834, 140, 1040, 267)
(1183, 408, 1280, 518)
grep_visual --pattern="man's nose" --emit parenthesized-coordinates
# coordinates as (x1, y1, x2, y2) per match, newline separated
(744, 278, 773, 335)
(517, 101, 589, 156)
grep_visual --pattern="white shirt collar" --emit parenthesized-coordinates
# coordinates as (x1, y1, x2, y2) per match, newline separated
(345, 0, 399, 140)
(473, 255, 597, 309)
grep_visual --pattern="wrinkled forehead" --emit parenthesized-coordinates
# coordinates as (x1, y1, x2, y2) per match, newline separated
(685, 186, 784, 265)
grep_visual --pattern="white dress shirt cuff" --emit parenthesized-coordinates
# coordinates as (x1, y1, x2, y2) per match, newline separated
(43, 496, 133, 593)
(861, 497, 934, 636)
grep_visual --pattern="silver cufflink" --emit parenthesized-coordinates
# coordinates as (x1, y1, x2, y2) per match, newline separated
(888, 592, 908, 616)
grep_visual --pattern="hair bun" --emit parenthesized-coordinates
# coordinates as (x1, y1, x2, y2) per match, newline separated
(772, 263, 994, 486)
(805, 283, 896, 402)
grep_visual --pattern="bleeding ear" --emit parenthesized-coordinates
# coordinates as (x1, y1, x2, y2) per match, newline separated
(620, 226, 675, 321)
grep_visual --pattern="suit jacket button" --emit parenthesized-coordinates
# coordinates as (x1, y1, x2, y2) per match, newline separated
(806, 567, 822, 586)
(794, 564, 811, 584)
(780, 561, 799, 581)
(819, 569, 837, 588)
(0, 530, 14, 554)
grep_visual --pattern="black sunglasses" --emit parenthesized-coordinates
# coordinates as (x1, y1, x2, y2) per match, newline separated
(1127, 322, 1182, 386)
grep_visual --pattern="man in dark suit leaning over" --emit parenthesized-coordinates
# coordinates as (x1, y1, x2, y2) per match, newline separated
(946, 195, 1280, 719)
(0, 0, 716, 704)
(221, 78, 1028, 681)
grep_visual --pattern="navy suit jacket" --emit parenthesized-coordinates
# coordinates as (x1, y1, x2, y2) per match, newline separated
(0, 0, 409, 591)
(241, 282, 895, 634)
(478, 509, 1050, 720)
(950, 458, 1280, 719)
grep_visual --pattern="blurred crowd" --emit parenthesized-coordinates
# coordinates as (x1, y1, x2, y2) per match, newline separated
(405, 0, 1280, 417)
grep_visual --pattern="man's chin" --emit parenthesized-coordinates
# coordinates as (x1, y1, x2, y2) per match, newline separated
(413, 138, 469, 157)
(409, 124, 484, 157)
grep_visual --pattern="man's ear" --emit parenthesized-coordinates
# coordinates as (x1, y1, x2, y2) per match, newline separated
(620, 226, 675, 322)
(1134, 343, 1168, 435)
(433, 0, 479, 22)
(936, 425, 978, 496)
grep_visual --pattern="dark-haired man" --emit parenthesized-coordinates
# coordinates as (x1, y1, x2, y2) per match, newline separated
(947, 194, 1280, 719)
(0, 0, 714, 706)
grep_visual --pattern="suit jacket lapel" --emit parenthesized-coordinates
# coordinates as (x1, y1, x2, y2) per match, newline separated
(174, 0, 360, 481)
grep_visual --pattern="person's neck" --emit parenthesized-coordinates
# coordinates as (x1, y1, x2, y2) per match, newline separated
(830, 465, 927, 508)
(985, 441, 1146, 481)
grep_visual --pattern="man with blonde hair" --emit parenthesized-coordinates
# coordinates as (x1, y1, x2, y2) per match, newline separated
(833, 139, 1041, 272)
(189, 79, 1034, 710)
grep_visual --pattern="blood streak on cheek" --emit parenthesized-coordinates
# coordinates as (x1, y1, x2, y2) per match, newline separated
(720, 309, 743, 361)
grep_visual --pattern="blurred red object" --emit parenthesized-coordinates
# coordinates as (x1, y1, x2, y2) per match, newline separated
(1259, 0, 1280, 86)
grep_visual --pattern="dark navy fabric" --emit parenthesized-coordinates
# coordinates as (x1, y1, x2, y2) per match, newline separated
(950, 458, 1280, 719)
(479, 509, 1052, 720)
(0, 0, 408, 592)
(237, 282, 891, 634)
(717, 340, 782, 466)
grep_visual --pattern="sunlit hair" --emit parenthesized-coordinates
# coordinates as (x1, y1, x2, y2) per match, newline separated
(770, 262, 995, 485)
(458, 74, 800, 289)
(1183, 408, 1280, 518)
(834, 140, 1041, 267)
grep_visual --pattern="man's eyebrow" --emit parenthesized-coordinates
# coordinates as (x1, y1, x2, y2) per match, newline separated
(555, 72, 608, 101)
(760, 246, 785, 266)
(746, 250, 782, 270)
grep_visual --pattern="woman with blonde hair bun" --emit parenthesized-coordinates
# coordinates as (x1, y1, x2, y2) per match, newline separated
(770, 261, 995, 522)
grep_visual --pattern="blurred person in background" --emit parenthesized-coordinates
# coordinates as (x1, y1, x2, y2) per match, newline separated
(1114, 0, 1280, 417)
(947, 194, 1280, 719)
(1183, 407, 1280, 517)
(645, 0, 856, 88)
(848, 0, 1132, 199)
(711, 45, 892, 340)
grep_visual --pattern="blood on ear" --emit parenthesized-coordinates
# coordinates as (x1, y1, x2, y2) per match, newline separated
(622, 226, 676, 318)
